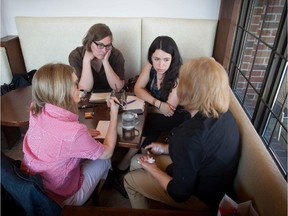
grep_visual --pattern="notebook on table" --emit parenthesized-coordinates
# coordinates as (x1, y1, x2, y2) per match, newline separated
(123, 95, 145, 114)
(89, 92, 111, 103)
(95, 120, 110, 139)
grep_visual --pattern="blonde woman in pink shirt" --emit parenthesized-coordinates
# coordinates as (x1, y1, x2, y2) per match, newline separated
(20, 63, 119, 206)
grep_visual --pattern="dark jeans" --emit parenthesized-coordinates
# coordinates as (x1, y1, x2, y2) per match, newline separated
(1, 152, 61, 216)
(142, 110, 189, 147)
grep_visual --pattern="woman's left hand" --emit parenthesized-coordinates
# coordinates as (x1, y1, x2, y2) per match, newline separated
(106, 97, 120, 119)
(160, 102, 175, 117)
(88, 128, 101, 138)
(137, 154, 159, 173)
(103, 50, 112, 62)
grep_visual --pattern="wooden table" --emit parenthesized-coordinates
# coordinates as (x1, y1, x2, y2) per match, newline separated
(1, 86, 32, 148)
(1, 86, 147, 148)
(1, 85, 32, 127)
(78, 93, 147, 148)
(61, 206, 211, 216)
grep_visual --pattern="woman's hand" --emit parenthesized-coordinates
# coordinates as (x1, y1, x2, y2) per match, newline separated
(137, 154, 159, 173)
(88, 128, 101, 138)
(106, 97, 120, 109)
(145, 142, 169, 155)
(83, 50, 95, 62)
(159, 102, 175, 117)
(103, 50, 112, 63)
(106, 97, 120, 116)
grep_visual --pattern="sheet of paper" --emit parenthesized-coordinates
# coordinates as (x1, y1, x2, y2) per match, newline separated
(96, 120, 110, 139)
(124, 95, 145, 113)
(89, 92, 111, 103)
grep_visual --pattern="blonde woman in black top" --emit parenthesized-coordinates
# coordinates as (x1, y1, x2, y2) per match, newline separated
(124, 57, 241, 214)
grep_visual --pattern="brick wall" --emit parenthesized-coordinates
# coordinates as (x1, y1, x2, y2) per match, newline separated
(236, 0, 284, 115)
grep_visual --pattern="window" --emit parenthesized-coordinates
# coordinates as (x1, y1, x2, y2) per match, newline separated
(229, 0, 287, 178)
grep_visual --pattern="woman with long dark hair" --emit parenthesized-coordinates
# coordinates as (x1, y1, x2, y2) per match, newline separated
(115, 36, 188, 173)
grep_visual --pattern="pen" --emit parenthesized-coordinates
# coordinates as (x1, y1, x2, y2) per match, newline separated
(112, 99, 123, 107)
(79, 104, 97, 109)
(126, 99, 136, 105)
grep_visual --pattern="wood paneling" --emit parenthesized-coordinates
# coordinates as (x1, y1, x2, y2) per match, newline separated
(1, 35, 27, 75)
(213, 0, 242, 70)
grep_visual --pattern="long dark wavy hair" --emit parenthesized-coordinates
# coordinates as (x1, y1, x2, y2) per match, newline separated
(148, 36, 182, 101)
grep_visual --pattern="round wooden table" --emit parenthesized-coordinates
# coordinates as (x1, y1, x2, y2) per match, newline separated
(1, 85, 32, 127)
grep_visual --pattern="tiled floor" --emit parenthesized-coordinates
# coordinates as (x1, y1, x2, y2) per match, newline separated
(2, 132, 131, 209)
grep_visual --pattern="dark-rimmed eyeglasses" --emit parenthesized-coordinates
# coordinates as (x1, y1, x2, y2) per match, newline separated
(93, 41, 113, 50)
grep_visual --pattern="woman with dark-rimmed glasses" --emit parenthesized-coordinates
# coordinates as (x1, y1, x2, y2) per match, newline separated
(69, 23, 125, 92)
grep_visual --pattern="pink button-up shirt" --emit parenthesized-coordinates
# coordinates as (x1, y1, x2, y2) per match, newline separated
(21, 103, 105, 204)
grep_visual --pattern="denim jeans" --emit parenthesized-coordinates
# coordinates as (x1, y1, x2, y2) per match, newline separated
(1, 152, 61, 216)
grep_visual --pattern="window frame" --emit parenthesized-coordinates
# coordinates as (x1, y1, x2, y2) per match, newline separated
(228, 0, 287, 178)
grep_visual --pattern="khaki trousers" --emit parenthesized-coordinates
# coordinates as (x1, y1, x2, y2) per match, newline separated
(123, 154, 210, 211)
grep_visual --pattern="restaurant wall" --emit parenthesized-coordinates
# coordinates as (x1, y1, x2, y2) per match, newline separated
(1, 0, 221, 37)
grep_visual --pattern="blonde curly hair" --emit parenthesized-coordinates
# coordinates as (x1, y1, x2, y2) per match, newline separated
(177, 57, 230, 118)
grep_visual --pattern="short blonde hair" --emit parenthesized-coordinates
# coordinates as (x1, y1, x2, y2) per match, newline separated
(31, 63, 78, 116)
(177, 57, 230, 118)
